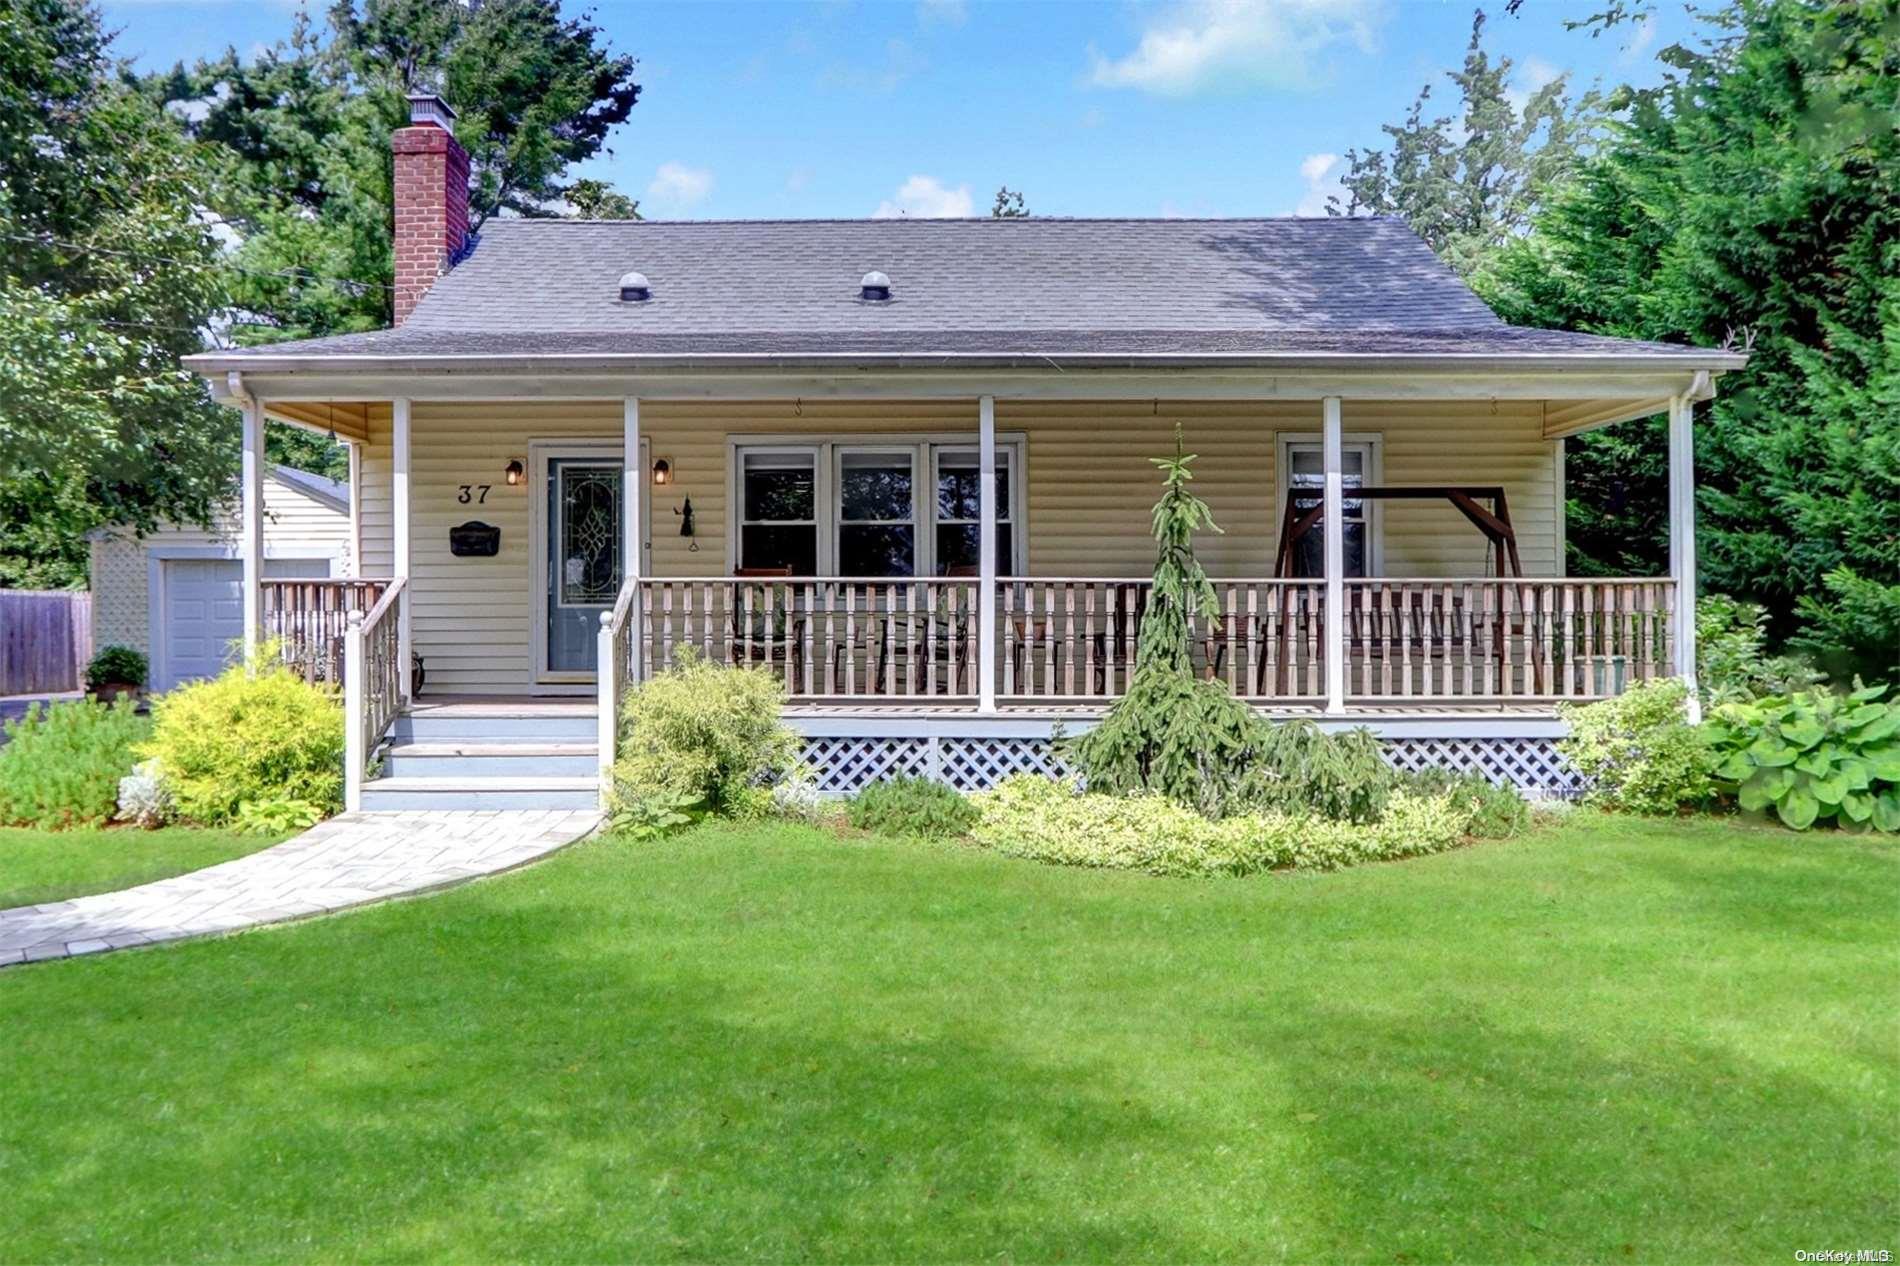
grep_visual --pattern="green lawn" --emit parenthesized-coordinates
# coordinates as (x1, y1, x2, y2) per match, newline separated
(0, 814, 1892, 1262)
(0, 826, 284, 909)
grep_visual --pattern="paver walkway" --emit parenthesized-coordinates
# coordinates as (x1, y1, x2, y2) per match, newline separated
(0, 810, 599, 967)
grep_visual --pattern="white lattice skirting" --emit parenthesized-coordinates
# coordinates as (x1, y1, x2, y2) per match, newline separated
(800, 734, 1583, 798)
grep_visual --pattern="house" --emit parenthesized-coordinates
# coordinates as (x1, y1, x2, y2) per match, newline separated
(89, 464, 362, 692)
(182, 93, 1745, 811)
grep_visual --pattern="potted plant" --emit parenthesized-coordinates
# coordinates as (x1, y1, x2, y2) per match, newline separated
(86, 645, 148, 703)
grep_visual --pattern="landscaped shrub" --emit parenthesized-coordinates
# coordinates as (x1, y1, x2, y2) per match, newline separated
(1235, 720, 1400, 825)
(611, 648, 800, 820)
(970, 774, 1472, 877)
(769, 766, 827, 823)
(1702, 684, 1900, 831)
(0, 699, 150, 829)
(1697, 594, 1822, 706)
(1403, 769, 1531, 839)
(1558, 679, 1713, 815)
(85, 645, 148, 691)
(847, 776, 978, 839)
(142, 658, 344, 826)
(233, 797, 326, 836)
(115, 759, 172, 828)
(1066, 431, 1394, 823)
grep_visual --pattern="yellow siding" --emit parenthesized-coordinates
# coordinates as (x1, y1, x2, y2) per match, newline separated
(358, 398, 1560, 694)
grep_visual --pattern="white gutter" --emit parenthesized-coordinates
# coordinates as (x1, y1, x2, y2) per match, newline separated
(185, 350, 1751, 380)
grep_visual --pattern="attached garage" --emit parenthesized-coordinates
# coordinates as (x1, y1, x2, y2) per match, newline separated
(89, 465, 355, 692)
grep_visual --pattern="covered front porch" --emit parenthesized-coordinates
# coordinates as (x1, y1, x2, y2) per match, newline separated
(216, 369, 1714, 800)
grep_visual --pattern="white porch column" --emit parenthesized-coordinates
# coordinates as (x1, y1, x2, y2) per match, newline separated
(392, 397, 412, 701)
(1322, 396, 1346, 714)
(977, 395, 998, 713)
(622, 396, 644, 689)
(1668, 391, 1700, 719)
(239, 393, 266, 667)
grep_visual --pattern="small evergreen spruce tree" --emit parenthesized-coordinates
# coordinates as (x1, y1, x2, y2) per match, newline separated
(1068, 430, 1272, 817)
(1068, 429, 1399, 823)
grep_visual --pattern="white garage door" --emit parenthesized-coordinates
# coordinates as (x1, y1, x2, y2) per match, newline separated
(157, 557, 331, 691)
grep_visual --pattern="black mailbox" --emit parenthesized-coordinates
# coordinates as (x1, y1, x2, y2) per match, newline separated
(449, 521, 501, 557)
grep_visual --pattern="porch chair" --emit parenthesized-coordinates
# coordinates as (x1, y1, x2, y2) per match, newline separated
(908, 565, 978, 695)
(729, 566, 806, 681)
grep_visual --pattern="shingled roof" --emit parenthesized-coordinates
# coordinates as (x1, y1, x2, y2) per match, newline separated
(196, 216, 1739, 368)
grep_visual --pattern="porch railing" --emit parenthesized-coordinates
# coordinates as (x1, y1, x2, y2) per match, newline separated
(998, 578, 1326, 700)
(342, 578, 405, 810)
(638, 578, 983, 699)
(261, 578, 391, 684)
(1340, 578, 1674, 701)
(615, 575, 1672, 707)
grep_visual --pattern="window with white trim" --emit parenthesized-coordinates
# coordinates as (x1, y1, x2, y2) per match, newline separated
(732, 438, 1023, 576)
(837, 448, 916, 577)
(1279, 436, 1379, 579)
(933, 447, 1012, 575)
(738, 449, 818, 574)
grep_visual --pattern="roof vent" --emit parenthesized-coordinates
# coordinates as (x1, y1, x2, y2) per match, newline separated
(860, 270, 892, 302)
(618, 271, 651, 302)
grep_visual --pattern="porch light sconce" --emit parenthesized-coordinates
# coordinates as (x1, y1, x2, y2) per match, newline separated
(651, 457, 672, 487)
(503, 459, 525, 486)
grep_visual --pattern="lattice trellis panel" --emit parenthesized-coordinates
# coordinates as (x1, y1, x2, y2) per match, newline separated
(803, 732, 1585, 798)
(1381, 737, 1585, 799)
(938, 737, 1069, 790)
(801, 736, 931, 795)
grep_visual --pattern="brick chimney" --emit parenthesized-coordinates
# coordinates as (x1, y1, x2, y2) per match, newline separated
(391, 91, 470, 325)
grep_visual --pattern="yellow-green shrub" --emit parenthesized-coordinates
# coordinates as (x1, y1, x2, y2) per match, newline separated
(142, 660, 343, 825)
(0, 699, 150, 828)
(612, 648, 800, 817)
(969, 774, 1473, 877)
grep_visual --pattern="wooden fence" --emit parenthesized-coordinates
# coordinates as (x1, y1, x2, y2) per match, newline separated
(0, 590, 93, 695)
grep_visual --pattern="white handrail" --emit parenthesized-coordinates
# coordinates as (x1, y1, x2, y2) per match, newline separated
(342, 577, 406, 811)
(596, 578, 641, 805)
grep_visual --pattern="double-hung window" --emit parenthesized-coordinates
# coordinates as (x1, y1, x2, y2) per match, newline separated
(837, 449, 917, 576)
(737, 450, 819, 574)
(933, 448, 1012, 575)
(732, 437, 1023, 576)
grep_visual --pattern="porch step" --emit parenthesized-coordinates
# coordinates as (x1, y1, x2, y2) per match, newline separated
(378, 742, 598, 779)
(389, 711, 598, 744)
(358, 776, 600, 812)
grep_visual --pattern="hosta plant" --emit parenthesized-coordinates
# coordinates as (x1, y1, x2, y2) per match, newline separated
(1703, 685, 1900, 832)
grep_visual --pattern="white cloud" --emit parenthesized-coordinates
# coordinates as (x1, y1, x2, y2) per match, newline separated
(1618, 16, 1657, 65)
(820, 37, 924, 93)
(646, 162, 714, 215)
(873, 175, 975, 219)
(1087, 0, 1382, 97)
(918, 0, 967, 27)
(1505, 55, 1563, 115)
(1294, 151, 1344, 216)
(785, 166, 814, 194)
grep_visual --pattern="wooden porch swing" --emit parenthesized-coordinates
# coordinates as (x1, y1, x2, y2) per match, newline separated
(1273, 485, 1523, 579)
(1270, 485, 1541, 694)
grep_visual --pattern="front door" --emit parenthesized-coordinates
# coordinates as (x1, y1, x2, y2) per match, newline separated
(534, 446, 624, 682)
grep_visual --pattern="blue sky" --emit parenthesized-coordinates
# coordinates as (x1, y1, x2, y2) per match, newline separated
(99, 0, 1685, 220)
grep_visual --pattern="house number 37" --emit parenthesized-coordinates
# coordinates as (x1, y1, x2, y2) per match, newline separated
(457, 484, 492, 504)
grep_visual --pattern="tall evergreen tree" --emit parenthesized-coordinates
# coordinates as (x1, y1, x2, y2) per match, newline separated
(1328, 10, 1603, 281)
(1481, 0, 1899, 680)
